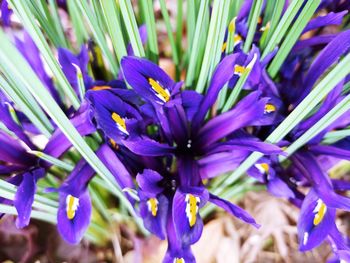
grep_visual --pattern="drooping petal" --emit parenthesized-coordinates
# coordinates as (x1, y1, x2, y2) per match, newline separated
(14, 168, 45, 228)
(297, 189, 335, 251)
(57, 190, 92, 244)
(209, 194, 260, 228)
(96, 144, 134, 190)
(0, 0, 12, 27)
(44, 103, 96, 158)
(181, 90, 203, 122)
(121, 56, 176, 105)
(139, 193, 168, 240)
(172, 187, 209, 246)
(303, 11, 348, 33)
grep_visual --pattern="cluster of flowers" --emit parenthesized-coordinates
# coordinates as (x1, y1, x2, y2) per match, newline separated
(1, 0, 350, 262)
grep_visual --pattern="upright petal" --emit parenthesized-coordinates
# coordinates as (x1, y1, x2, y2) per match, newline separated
(121, 56, 176, 105)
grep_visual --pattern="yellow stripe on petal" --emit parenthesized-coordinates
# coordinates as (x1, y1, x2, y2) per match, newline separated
(174, 258, 185, 263)
(221, 42, 227, 53)
(111, 112, 128, 135)
(234, 65, 246, 76)
(234, 34, 242, 44)
(66, 195, 79, 220)
(185, 194, 200, 227)
(148, 78, 170, 103)
(255, 163, 269, 174)
(264, 103, 276, 114)
(147, 198, 159, 217)
(313, 200, 327, 226)
(91, 86, 111, 91)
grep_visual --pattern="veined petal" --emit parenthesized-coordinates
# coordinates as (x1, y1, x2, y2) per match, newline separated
(121, 56, 175, 105)
(297, 189, 335, 251)
(172, 187, 209, 246)
(139, 193, 168, 240)
(57, 190, 92, 244)
(14, 168, 45, 228)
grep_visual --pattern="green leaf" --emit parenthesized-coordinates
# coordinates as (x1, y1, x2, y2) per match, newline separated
(119, 0, 145, 57)
(8, 0, 80, 109)
(243, 0, 263, 53)
(267, 0, 321, 77)
(261, 0, 304, 59)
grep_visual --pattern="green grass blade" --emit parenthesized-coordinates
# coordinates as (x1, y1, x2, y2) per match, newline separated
(74, 0, 119, 75)
(100, 0, 127, 62)
(141, 0, 159, 62)
(261, 0, 285, 49)
(261, 0, 304, 59)
(67, 0, 88, 46)
(119, 0, 145, 57)
(9, 0, 80, 109)
(159, 0, 180, 66)
(29, 150, 74, 172)
(323, 128, 350, 144)
(185, 0, 210, 87)
(267, 0, 321, 77)
(283, 94, 350, 158)
(243, 0, 263, 53)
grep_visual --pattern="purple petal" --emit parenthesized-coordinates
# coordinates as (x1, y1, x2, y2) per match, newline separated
(121, 56, 176, 105)
(122, 136, 174, 156)
(196, 91, 266, 148)
(139, 194, 168, 239)
(57, 190, 92, 244)
(303, 11, 348, 33)
(172, 187, 208, 246)
(14, 168, 45, 228)
(192, 53, 246, 130)
(136, 169, 163, 195)
(209, 193, 260, 228)
(297, 189, 335, 251)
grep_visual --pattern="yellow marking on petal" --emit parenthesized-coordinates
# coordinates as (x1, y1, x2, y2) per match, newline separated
(147, 198, 159, 217)
(91, 85, 111, 91)
(66, 195, 79, 220)
(185, 194, 200, 227)
(255, 163, 269, 174)
(264, 103, 276, 113)
(174, 258, 185, 263)
(111, 112, 128, 134)
(234, 65, 246, 76)
(313, 200, 327, 226)
(228, 17, 236, 33)
(109, 138, 119, 150)
(221, 42, 227, 53)
(234, 34, 242, 43)
(258, 17, 262, 24)
(148, 78, 170, 103)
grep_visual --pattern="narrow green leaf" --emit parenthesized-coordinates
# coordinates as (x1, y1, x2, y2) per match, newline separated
(9, 0, 80, 109)
(141, 0, 159, 62)
(283, 93, 350, 158)
(119, 0, 145, 57)
(74, 0, 119, 75)
(29, 150, 74, 171)
(261, 0, 304, 59)
(67, 0, 89, 46)
(267, 0, 321, 77)
(243, 0, 263, 52)
(185, 0, 210, 87)
(100, 0, 128, 62)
